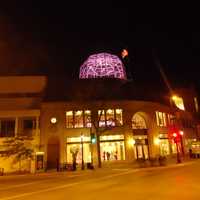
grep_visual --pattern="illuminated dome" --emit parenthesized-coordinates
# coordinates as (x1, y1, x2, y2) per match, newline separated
(79, 53, 127, 80)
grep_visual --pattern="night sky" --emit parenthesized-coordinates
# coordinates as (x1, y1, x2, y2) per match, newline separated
(1, 2, 200, 93)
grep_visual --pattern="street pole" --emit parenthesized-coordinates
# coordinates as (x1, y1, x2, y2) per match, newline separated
(176, 141, 181, 163)
(180, 135, 184, 155)
(179, 131, 185, 156)
(81, 134, 84, 170)
(90, 128, 94, 166)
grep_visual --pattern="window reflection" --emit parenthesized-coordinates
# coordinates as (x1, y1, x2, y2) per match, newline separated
(66, 111, 73, 128)
(66, 110, 91, 128)
(74, 111, 83, 128)
(98, 109, 123, 127)
(132, 114, 147, 129)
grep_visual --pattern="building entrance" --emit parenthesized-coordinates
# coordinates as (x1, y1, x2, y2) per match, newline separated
(133, 136, 149, 159)
(47, 137, 60, 169)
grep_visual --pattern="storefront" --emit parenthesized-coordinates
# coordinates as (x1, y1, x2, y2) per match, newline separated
(100, 135, 125, 161)
(159, 134, 170, 156)
(133, 135, 149, 159)
(66, 136, 92, 164)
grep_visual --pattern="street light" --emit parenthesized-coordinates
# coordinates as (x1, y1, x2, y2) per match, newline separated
(81, 133, 84, 170)
(179, 131, 184, 155)
(173, 132, 181, 163)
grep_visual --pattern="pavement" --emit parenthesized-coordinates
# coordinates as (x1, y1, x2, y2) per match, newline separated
(0, 155, 195, 177)
(0, 158, 200, 200)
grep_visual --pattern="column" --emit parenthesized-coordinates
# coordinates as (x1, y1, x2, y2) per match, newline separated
(15, 117, 18, 137)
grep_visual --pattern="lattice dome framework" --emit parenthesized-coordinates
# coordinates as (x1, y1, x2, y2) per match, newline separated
(79, 53, 127, 80)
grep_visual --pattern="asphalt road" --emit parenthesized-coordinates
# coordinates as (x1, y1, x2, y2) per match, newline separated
(0, 161, 200, 200)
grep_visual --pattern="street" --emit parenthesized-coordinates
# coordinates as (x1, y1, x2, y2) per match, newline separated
(0, 161, 200, 200)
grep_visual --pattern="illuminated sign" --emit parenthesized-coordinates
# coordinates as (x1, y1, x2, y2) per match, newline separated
(172, 95, 185, 110)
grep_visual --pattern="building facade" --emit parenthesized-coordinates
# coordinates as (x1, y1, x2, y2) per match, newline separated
(0, 53, 199, 173)
(0, 75, 199, 173)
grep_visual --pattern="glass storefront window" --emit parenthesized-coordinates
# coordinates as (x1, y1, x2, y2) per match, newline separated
(132, 135, 149, 160)
(74, 111, 83, 128)
(106, 109, 115, 126)
(132, 114, 147, 129)
(159, 139, 170, 156)
(156, 111, 167, 127)
(66, 110, 91, 128)
(171, 141, 177, 153)
(116, 109, 123, 126)
(66, 111, 73, 128)
(67, 143, 91, 164)
(163, 113, 167, 126)
(0, 119, 15, 137)
(84, 110, 91, 127)
(98, 109, 123, 127)
(98, 110, 106, 127)
(100, 141, 125, 161)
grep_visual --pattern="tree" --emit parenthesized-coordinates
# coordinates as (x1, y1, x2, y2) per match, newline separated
(70, 145, 79, 171)
(91, 107, 120, 168)
(0, 136, 34, 171)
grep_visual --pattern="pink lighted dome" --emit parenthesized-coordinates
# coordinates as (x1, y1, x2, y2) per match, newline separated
(79, 53, 127, 80)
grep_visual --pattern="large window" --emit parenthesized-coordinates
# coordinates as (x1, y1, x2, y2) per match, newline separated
(100, 135, 125, 161)
(167, 114, 175, 125)
(23, 118, 36, 130)
(106, 109, 115, 126)
(66, 110, 91, 128)
(74, 111, 84, 128)
(132, 114, 147, 129)
(67, 136, 92, 164)
(0, 119, 15, 137)
(98, 110, 106, 127)
(19, 117, 36, 136)
(84, 110, 92, 128)
(98, 109, 123, 127)
(156, 111, 167, 127)
(66, 111, 74, 128)
(115, 109, 123, 125)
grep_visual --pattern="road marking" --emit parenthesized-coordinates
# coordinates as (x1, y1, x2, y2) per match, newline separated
(0, 180, 50, 191)
(112, 168, 130, 171)
(0, 162, 195, 200)
(0, 169, 142, 200)
(0, 182, 83, 200)
(0, 174, 85, 191)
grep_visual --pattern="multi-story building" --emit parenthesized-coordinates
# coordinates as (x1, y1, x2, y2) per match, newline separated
(0, 53, 199, 173)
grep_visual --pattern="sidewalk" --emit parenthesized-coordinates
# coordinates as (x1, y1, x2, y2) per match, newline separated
(1, 156, 198, 177)
(100, 155, 196, 170)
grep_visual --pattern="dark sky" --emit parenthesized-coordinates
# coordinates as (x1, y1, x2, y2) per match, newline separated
(1, 2, 200, 93)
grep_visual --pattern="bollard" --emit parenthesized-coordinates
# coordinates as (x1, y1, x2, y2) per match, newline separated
(0, 168, 4, 176)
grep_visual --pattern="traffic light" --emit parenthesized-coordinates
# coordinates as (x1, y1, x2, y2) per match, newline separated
(91, 133, 96, 144)
(169, 125, 181, 143)
(172, 132, 179, 143)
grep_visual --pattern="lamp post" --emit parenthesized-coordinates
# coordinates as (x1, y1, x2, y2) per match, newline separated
(81, 133, 84, 170)
(179, 131, 184, 155)
(173, 133, 181, 163)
